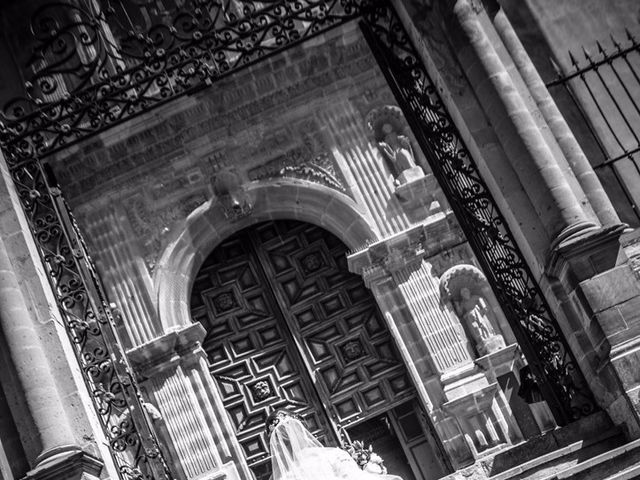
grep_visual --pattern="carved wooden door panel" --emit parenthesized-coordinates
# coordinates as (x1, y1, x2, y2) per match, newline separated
(190, 230, 334, 480)
(253, 221, 415, 426)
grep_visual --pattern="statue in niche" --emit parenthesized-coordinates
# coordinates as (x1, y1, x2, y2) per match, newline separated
(366, 105, 425, 186)
(455, 288, 497, 343)
(378, 123, 417, 175)
(451, 287, 505, 356)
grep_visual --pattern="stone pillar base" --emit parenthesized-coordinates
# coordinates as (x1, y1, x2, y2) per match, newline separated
(23, 449, 103, 480)
(396, 166, 425, 185)
(478, 335, 506, 356)
(394, 173, 448, 222)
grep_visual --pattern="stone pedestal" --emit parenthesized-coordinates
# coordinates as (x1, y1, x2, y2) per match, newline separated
(475, 344, 522, 379)
(348, 221, 522, 468)
(22, 450, 102, 480)
(547, 225, 640, 437)
(442, 381, 507, 455)
(396, 166, 425, 185)
(475, 345, 540, 439)
(394, 173, 448, 222)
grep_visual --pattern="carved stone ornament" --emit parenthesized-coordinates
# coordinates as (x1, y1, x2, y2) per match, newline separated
(439, 264, 506, 356)
(341, 340, 365, 361)
(213, 291, 237, 313)
(249, 151, 348, 193)
(366, 105, 424, 186)
(212, 165, 255, 221)
(300, 252, 324, 274)
(366, 105, 408, 141)
(251, 380, 273, 402)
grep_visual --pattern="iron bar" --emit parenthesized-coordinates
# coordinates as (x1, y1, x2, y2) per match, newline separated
(546, 28, 640, 87)
(569, 51, 628, 154)
(594, 144, 640, 169)
(583, 47, 640, 146)
(601, 40, 640, 121)
(613, 32, 640, 93)
(547, 31, 640, 223)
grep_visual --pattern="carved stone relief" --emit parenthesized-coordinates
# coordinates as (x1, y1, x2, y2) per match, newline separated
(249, 151, 348, 193)
(126, 192, 207, 271)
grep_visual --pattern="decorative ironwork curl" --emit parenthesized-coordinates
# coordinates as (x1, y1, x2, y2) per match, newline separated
(3, 158, 174, 479)
(0, 0, 370, 157)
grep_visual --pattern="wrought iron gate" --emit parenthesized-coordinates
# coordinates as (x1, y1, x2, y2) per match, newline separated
(0, 0, 596, 479)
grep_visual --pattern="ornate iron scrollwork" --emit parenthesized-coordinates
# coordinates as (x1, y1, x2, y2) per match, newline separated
(0, 0, 368, 158)
(0, 0, 597, 478)
(11, 163, 174, 479)
(358, 7, 595, 422)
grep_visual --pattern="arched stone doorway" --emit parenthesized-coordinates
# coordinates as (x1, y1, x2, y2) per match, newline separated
(189, 219, 448, 480)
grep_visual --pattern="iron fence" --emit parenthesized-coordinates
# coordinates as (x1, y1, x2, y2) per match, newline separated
(547, 29, 640, 224)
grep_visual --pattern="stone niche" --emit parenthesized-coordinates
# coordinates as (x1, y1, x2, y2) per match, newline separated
(439, 264, 556, 441)
(439, 264, 510, 357)
(366, 105, 426, 186)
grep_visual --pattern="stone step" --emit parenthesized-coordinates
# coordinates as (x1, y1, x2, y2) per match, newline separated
(489, 428, 625, 480)
(487, 411, 618, 477)
(543, 438, 640, 480)
(607, 463, 640, 480)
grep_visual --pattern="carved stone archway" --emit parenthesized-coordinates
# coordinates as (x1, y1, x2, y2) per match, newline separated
(154, 179, 377, 332)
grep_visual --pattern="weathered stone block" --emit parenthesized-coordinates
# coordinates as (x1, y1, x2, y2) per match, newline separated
(596, 306, 628, 339)
(611, 346, 640, 389)
(579, 265, 640, 314)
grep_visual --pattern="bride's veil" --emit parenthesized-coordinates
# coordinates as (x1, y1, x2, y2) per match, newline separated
(270, 417, 321, 479)
(268, 414, 404, 480)
(269, 416, 336, 480)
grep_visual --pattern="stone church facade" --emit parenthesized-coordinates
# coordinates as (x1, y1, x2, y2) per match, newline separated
(1, 1, 640, 480)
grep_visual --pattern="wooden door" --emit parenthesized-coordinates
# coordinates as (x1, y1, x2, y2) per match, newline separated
(190, 220, 417, 479)
(253, 221, 415, 426)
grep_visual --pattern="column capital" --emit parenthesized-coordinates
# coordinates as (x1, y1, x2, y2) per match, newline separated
(546, 224, 628, 284)
(347, 216, 465, 285)
(127, 323, 206, 380)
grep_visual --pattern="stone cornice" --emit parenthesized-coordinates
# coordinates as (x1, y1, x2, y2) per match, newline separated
(442, 382, 499, 416)
(347, 214, 465, 286)
(545, 223, 627, 284)
(127, 323, 207, 380)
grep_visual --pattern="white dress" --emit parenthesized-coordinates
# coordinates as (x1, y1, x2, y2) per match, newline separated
(269, 418, 402, 480)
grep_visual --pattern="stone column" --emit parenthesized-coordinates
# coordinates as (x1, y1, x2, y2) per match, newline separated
(365, 268, 475, 469)
(0, 237, 102, 479)
(349, 220, 522, 468)
(128, 323, 251, 480)
(82, 205, 160, 347)
(450, 0, 597, 245)
(490, 6, 620, 228)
